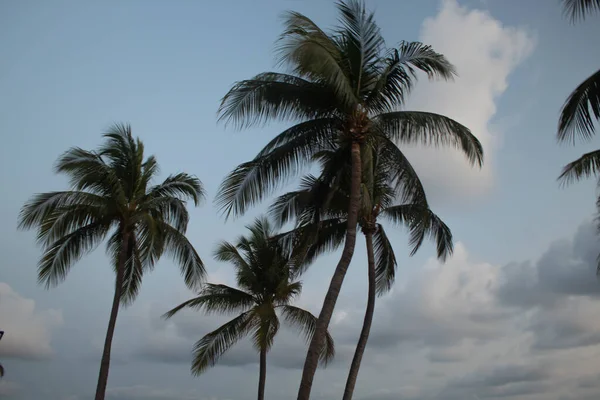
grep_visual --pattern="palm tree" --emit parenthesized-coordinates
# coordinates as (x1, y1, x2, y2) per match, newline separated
(215, 2, 482, 397)
(0, 330, 4, 378)
(270, 144, 453, 400)
(18, 125, 206, 400)
(163, 217, 335, 400)
(557, 0, 600, 183)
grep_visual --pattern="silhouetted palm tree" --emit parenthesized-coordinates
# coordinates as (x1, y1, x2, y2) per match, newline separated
(18, 125, 206, 400)
(557, 0, 600, 183)
(0, 330, 4, 378)
(271, 144, 453, 400)
(164, 217, 334, 400)
(215, 2, 482, 397)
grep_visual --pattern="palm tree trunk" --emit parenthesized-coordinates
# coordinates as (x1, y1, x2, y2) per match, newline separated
(297, 141, 362, 400)
(257, 346, 267, 400)
(95, 231, 129, 400)
(342, 230, 376, 400)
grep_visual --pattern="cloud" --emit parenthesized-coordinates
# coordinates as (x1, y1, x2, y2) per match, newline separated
(0, 283, 63, 360)
(0, 380, 20, 397)
(325, 218, 600, 400)
(129, 297, 343, 371)
(405, 0, 535, 202)
(106, 385, 206, 400)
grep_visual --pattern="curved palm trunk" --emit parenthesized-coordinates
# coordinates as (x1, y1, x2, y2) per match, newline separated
(297, 142, 362, 400)
(258, 347, 267, 400)
(95, 231, 129, 400)
(342, 230, 376, 400)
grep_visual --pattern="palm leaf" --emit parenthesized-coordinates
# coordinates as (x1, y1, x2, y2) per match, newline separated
(557, 69, 600, 143)
(160, 223, 206, 289)
(375, 111, 483, 167)
(38, 222, 111, 288)
(372, 224, 397, 295)
(558, 149, 600, 185)
(277, 12, 356, 108)
(367, 41, 455, 112)
(381, 204, 453, 260)
(215, 123, 335, 218)
(146, 173, 205, 206)
(562, 0, 600, 21)
(280, 305, 335, 364)
(54, 147, 125, 201)
(218, 72, 339, 128)
(18, 191, 109, 233)
(163, 284, 255, 319)
(191, 311, 256, 376)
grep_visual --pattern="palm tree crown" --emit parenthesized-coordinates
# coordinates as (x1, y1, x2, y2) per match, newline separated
(215, 0, 483, 218)
(163, 217, 334, 376)
(18, 124, 206, 303)
(271, 144, 453, 294)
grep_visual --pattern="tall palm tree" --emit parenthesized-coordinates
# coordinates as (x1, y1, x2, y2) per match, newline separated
(215, 2, 482, 398)
(271, 144, 453, 400)
(18, 125, 206, 400)
(163, 217, 335, 400)
(0, 330, 4, 379)
(557, 0, 600, 183)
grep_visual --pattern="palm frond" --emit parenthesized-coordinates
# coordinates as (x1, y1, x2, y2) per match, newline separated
(277, 12, 356, 108)
(252, 305, 280, 351)
(377, 136, 428, 204)
(372, 224, 397, 295)
(367, 41, 455, 112)
(37, 222, 111, 288)
(213, 241, 252, 272)
(54, 147, 125, 201)
(191, 311, 256, 375)
(274, 280, 303, 304)
(163, 283, 255, 319)
(280, 218, 348, 272)
(558, 149, 600, 185)
(335, 0, 385, 98)
(160, 223, 206, 289)
(214, 124, 334, 218)
(120, 234, 145, 306)
(18, 191, 109, 233)
(280, 305, 335, 364)
(557, 69, 600, 143)
(218, 72, 339, 128)
(562, 0, 600, 21)
(376, 111, 483, 167)
(146, 173, 205, 206)
(381, 204, 453, 261)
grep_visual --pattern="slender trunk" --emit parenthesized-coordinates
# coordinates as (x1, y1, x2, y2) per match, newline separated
(342, 231, 376, 400)
(95, 231, 129, 400)
(297, 141, 362, 400)
(257, 347, 267, 400)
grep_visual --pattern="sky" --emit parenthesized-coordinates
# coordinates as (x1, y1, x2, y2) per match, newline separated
(1, 0, 600, 399)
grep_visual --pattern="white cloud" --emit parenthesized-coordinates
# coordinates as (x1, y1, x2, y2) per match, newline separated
(404, 0, 535, 202)
(0, 283, 63, 360)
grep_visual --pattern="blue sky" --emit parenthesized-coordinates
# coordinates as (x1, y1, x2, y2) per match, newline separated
(1, 1, 600, 399)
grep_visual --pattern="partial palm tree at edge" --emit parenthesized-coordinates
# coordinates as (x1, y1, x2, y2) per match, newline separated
(163, 217, 334, 400)
(18, 125, 206, 400)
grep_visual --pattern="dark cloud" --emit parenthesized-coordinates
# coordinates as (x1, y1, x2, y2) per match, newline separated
(530, 311, 600, 350)
(496, 221, 600, 309)
(442, 364, 550, 399)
